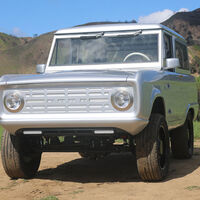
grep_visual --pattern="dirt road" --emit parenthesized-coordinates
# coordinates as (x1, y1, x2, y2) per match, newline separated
(0, 142, 200, 200)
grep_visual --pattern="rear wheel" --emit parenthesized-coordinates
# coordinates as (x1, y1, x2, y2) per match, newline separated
(171, 112, 193, 159)
(135, 114, 170, 181)
(1, 130, 41, 179)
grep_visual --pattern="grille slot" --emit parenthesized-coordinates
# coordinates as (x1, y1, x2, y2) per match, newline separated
(21, 87, 120, 114)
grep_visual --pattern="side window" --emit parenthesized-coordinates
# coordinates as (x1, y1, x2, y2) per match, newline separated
(164, 34, 173, 58)
(175, 41, 189, 70)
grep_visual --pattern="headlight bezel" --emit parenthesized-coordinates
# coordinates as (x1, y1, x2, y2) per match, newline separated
(111, 89, 133, 111)
(4, 92, 24, 113)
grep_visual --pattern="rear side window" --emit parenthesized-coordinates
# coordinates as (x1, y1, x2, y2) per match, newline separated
(175, 41, 189, 70)
(164, 34, 173, 58)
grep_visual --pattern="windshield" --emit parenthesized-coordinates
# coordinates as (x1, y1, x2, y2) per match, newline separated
(50, 33, 158, 66)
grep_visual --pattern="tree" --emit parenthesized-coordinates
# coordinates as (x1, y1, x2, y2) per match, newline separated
(191, 56, 200, 73)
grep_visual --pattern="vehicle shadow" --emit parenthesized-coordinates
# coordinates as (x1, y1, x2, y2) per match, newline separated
(37, 152, 140, 183)
(36, 147, 200, 183)
(167, 146, 200, 181)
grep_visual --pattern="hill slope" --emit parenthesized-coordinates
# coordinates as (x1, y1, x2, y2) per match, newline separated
(163, 8, 200, 45)
(162, 8, 200, 71)
(0, 32, 31, 51)
(0, 32, 54, 75)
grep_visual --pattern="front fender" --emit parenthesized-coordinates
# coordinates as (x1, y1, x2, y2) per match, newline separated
(138, 83, 163, 121)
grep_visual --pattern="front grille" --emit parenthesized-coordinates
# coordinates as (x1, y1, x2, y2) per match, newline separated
(21, 87, 119, 114)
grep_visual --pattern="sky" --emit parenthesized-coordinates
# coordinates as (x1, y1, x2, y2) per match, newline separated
(0, 0, 199, 37)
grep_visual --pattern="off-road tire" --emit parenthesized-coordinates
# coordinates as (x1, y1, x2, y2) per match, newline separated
(135, 114, 170, 181)
(1, 130, 41, 179)
(170, 112, 193, 159)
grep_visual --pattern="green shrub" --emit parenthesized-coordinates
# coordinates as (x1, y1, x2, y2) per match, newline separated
(193, 45, 200, 51)
(194, 121, 200, 139)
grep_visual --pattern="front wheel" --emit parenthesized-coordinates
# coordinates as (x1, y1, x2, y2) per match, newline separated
(135, 114, 170, 181)
(1, 130, 41, 179)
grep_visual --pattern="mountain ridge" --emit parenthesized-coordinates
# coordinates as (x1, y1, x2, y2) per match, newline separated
(162, 8, 200, 45)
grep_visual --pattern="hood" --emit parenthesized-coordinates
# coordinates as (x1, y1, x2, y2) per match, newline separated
(0, 70, 136, 86)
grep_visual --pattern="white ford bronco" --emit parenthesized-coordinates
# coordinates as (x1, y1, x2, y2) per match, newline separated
(0, 24, 198, 181)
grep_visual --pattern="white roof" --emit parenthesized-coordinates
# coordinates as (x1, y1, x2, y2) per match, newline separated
(55, 23, 185, 40)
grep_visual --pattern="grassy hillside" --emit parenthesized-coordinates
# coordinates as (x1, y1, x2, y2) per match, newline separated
(188, 45, 200, 73)
(163, 8, 200, 45)
(0, 32, 54, 75)
(0, 32, 31, 51)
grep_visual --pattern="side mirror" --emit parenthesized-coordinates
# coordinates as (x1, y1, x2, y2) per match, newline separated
(36, 64, 46, 74)
(165, 58, 180, 70)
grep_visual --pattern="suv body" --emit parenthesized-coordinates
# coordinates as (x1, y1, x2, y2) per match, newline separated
(0, 24, 198, 181)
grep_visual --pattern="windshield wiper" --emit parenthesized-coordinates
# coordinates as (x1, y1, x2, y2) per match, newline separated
(114, 30, 142, 37)
(80, 32, 104, 40)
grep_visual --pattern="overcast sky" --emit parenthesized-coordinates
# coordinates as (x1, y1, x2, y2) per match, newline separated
(0, 0, 199, 37)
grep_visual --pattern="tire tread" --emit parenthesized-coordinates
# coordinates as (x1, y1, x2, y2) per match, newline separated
(135, 114, 169, 181)
(1, 130, 41, 179)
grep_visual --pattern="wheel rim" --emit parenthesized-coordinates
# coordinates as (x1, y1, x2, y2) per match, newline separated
(23, 156, 32, 163)
(158, 126, 167, 169)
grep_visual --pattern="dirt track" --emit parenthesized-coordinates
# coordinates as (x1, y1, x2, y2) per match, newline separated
(0, 142, 200, 200)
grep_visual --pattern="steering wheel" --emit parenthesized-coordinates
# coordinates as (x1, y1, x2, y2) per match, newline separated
(123, 52, 151, 62)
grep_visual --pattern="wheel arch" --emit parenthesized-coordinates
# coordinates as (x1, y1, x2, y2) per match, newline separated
(150, 97, 166, 118)
(188, 107, 195, 120)
(186, 104, 196, 121)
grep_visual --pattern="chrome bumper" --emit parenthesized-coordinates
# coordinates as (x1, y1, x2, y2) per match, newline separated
(0, 113, 148, 136)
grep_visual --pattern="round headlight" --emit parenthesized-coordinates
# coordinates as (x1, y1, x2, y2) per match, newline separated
(111, 90, 133, 111)
(4, 92, 24, 113)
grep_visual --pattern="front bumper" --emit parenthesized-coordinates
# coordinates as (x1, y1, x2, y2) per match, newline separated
(0, 113, 148, 136)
